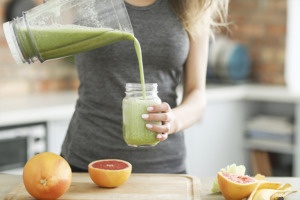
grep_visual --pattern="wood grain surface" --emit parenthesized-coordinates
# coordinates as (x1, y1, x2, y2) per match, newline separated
(4, 173, 201, 200)
(2, 173, 299, 200)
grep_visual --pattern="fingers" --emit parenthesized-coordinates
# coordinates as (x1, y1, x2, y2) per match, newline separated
(147, 102, 171, 113)
(146, 122, 170, 133)
(156, 133, 168, 141)
(146, 122, 170, 141)
(143, 102, 172, 142)
(142, 112, 172, 122)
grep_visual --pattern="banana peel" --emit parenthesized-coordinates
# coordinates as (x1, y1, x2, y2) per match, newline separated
(270, 189, 297, 200)
(248, 180, 297, 200)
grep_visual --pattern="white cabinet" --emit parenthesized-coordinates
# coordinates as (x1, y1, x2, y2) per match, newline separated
(47, 119, 71, 155)
(185, 100, 247, 177)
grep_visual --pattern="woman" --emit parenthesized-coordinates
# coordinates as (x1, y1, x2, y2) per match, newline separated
(61, 0, 228, 173)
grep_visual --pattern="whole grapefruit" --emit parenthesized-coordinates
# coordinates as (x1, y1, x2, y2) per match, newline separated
(218, 172, 258, 200)
(88, 159, 132, 188)
(23, 152, 72, 200)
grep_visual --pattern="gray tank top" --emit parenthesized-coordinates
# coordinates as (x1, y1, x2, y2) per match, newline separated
(61, 0, 190, 173)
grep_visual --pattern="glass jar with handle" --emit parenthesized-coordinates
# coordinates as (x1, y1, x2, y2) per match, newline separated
(3, 0, 134, 65)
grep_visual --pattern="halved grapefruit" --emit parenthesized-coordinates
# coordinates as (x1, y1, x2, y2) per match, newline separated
(88, 159, 132, 188)
(217, 172, 258, 200)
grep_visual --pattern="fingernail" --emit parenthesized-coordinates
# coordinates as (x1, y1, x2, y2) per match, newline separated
(147, 107, 154, 111)
(157, 134, 162, 139)
(146, 124, 153, 128)
(142, 114, 149, 119)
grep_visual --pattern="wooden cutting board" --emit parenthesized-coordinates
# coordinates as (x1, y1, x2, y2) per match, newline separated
(4, 173, 201, 200)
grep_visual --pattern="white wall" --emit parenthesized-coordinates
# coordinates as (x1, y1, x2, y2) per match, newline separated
(47, 119, 70, 155)
(285, 0, 300, 93)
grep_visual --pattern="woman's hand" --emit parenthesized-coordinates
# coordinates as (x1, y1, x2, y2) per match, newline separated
(142, 102, 176, 141)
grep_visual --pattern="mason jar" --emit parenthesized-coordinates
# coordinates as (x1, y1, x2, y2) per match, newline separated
(122, 83, 161, 147)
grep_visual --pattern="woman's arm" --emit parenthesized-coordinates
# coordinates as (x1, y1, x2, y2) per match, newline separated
(142, 32, 209, 141)
(172, 32, 209, 133)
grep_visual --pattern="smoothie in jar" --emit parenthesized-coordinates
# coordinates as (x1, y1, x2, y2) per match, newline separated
(123, 83, 161, 147)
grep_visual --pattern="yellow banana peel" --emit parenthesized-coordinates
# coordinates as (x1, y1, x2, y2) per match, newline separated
(248, 181, 297, 200)
(270, 189, 297, 200)
(254, 173, 266, 181)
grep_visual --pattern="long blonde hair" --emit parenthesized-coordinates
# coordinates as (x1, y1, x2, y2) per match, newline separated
(168, 0, 229, 39)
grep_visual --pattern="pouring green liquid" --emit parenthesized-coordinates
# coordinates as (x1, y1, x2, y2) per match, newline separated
(15, 25, 146, 98)
(15, 24, 159, 146)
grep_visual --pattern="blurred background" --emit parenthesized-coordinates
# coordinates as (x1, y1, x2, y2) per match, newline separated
(208, 0, 287, 85)
(0, 0, 299, 178)
(0, 0, 79, 97)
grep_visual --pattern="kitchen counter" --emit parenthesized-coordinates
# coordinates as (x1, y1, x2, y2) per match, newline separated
(1, 173, 299, 199)
(0, 91, 78, 127)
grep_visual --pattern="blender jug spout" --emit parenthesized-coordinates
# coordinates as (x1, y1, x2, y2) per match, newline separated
(3, 0, 134, 65)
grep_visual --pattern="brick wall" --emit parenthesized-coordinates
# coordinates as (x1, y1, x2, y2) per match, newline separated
(225, 0, 287, 85)
(0, 0, 79, 97)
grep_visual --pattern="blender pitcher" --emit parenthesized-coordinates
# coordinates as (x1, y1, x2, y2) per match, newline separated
(3, 0, 134, 65)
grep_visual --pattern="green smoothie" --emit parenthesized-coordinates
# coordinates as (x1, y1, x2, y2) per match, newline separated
(123, 96, 161, 146)
(16, 25, 133, 60)
(132, 38, 146, 99)
(15, 24, 146, 99)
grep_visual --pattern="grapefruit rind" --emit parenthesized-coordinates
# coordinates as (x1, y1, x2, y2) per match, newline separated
(88, 159, 132, 188)
(217, 172, 258, 200)
(211, 163, 246, 193)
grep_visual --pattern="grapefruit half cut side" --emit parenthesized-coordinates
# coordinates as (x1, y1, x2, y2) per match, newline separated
(88, 159, 132, 188)
(217, 172, 258, 200)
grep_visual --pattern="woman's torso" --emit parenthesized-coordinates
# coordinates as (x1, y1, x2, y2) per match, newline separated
(61, 0, 190, 173)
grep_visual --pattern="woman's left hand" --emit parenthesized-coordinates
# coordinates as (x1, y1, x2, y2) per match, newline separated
(142, 102, 175, 141)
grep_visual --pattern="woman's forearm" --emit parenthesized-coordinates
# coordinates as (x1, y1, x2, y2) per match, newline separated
(172, 88, 207, 133)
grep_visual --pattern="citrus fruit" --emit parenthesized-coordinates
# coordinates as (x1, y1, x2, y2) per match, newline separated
(212, 163, 246, 193)
(217, 172, 258, 200)
(88, 159, 132, 188)
(23, 152, 72, 200)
